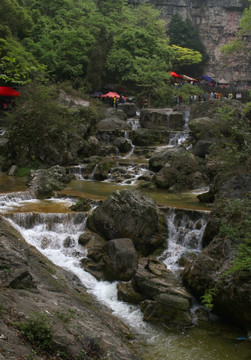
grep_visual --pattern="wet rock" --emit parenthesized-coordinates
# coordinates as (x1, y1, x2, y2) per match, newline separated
(70, 199, 91, 212)
(140, 293, 192, 326)
(140, 109, 184, 130)
(87, 189, 167, 256)
(118, 103, 137, 117)
(28, 165, 70, 199)
(130, 128, 162, 146)
(114, 137, 132, 153)
(117, 282, 144, 304)
(149, 147, 183, 172)
(103, 238, 138, 281)
(97, 117, 130, 131)
(129, 258, 193, 326)
(197, 190, 215, 203)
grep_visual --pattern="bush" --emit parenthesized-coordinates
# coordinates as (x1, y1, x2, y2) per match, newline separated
(18, 311, 53, 351)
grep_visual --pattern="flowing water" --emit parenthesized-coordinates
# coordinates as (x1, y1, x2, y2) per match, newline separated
(1, 109, 250, 359)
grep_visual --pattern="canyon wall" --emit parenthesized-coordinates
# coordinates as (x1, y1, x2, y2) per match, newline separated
(130, 0, 251, 86)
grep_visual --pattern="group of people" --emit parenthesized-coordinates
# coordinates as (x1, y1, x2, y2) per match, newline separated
(189, 91, 233, 105)
(173, 91, 235, 107)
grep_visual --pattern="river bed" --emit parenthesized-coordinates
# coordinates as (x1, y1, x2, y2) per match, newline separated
(0, 173, 250, 360)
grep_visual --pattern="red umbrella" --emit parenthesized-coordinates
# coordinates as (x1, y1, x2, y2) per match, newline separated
(101, 91, 120, 99)
(0, 86, 20, 97)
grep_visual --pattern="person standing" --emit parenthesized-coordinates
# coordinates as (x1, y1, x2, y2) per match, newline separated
(189, 94, 193, 105)
(178, 94, 183, 105)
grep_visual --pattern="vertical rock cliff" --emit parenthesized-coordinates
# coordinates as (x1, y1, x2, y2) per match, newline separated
(130, 0, 251, 85)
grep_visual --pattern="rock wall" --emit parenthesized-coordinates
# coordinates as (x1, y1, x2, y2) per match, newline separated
(130, 0, 251, 86)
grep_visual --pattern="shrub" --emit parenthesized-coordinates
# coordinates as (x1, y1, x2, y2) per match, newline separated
(18, 311, 53, 351)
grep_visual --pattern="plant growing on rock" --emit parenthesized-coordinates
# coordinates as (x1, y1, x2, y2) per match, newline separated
(18, 311, 53, 351)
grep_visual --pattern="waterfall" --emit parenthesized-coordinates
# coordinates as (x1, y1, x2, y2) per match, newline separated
(121, 130, 135, 159)
(0, 191, 34, 214)
(88, 164, 98, 180)
(67, 164, 87, 180)
(5, 210, 148, 333)
(167, 108, 191, 147)
(168, 131, 190, 147)
(159, 208, 209, 273)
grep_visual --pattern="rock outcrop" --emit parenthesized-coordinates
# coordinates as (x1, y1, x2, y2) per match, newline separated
(87, 189, 167, 256)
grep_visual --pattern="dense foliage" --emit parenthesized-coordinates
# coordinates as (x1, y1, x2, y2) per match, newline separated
(0, 0, 203, 92)
(168, 14, 207, 77)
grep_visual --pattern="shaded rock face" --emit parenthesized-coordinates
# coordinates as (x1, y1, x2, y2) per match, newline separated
(103, 238, 138, 281)
(212, 174, 251, 199)
(87, 189, 167, 256)
(140, 109, 184, 130)
(131, 0, 250, 84)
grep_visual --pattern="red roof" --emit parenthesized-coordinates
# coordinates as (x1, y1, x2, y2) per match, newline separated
(0, 86, 20, 97)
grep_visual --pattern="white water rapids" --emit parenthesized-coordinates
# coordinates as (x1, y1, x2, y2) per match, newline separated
(1, 191, 208, 335)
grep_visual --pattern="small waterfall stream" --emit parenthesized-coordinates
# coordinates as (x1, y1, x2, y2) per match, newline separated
(159, 208, 209, 273)
(4, 204, 148, 334)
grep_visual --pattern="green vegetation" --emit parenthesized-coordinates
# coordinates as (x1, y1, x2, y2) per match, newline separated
(214, 199, 251, 276)
(7, 82, 101, 166)
(0, 0, 203, 93)
(209, 105, 251, 174)
(168, 14, 207, 77)
(18, 311, 53, 351)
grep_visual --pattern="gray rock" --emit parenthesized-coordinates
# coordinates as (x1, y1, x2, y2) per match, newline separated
(87, 189, 167, 256)
(140, 109, 184, 130)
(103, 238, 138, 281)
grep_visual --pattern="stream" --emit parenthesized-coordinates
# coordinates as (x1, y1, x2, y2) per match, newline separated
(0, 108, 250, 360)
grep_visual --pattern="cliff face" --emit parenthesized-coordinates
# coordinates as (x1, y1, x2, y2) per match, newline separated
(131, 0, 251, 85)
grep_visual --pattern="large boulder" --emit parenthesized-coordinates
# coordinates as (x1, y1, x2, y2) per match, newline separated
(140, 109, 184, 130)
(97, 117, 130, 131)
(189, 117, 219, 141)
(87, 189, 167, 256)
(28, 165, 71, 198)
(149, 147, 183, 172)
(103, 238, 138, 281)
(153, 151, 207, 191)
(118, 103, 137, 118)
(130, 128, 162, 146)
(114, 137, 132, 153)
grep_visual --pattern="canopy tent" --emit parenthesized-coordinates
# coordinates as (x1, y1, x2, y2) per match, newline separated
(201, 75, 213, 82)
(170, 71, 184, 79)
(101, 91, 120, 99)
(0, 86, 20, 97)
(218, 79, 228, 84)
(182, 75, 198, 82)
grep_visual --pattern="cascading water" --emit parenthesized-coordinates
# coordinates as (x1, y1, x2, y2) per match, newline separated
(5, 205, 149, 334)
(167, 108, 191, 147)
(159, 208, 209, 273)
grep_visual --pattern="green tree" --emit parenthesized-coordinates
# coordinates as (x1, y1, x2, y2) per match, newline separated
(168, 14, 207, 76)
